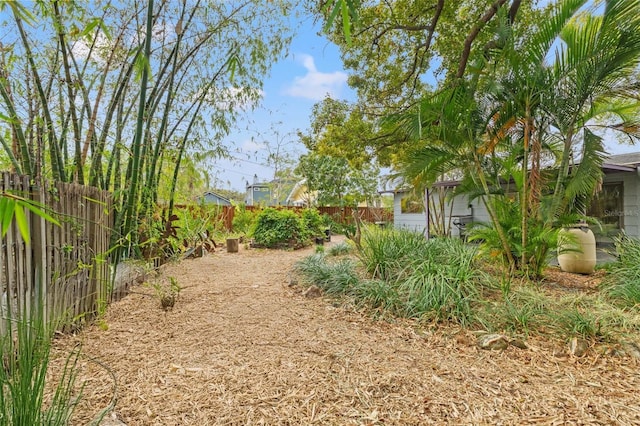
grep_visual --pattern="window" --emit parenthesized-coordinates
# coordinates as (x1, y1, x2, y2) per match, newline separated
(401, 193, 424, 213)
(587, 182, 623, 238)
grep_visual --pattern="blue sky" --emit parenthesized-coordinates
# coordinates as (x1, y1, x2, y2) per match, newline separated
(211, 1, 640, 193)
(212, 13, 355, 192)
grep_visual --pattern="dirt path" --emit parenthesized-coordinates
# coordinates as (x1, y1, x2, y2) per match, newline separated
(52, 237, 640, 425)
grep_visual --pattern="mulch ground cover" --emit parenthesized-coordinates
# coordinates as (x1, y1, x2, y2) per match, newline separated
(49, 236, 640, 425)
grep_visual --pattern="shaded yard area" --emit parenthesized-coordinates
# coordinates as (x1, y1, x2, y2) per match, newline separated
(50, 237, 640, 425)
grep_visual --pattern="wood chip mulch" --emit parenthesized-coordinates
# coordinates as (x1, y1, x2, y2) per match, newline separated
(48, 237, 640, 425)
(542, 267, 606, 294)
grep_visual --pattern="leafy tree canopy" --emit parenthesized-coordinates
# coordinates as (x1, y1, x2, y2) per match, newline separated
(302, 0, 544, 171)
(295, 151, 380, 207)
(313, 0, 542, 111)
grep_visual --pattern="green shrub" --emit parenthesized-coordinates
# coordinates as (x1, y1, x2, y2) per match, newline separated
(232, 204, 257, 235)
(467, 197, 559, 279)
(301, 208, 324, 237)
(602, 235, 640, 306)
(251, 208, 309, 248)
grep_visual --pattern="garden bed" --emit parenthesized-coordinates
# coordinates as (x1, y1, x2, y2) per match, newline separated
(48, 236, 640, 425)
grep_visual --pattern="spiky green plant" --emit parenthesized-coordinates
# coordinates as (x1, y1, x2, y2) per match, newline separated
(327, 242, 352, 257)
(356, 226, 430, 281)
(552, 308, 605, 341)
(294, 254, 360, 295)
(357, 228, 484, 324)
(602, 234, 640, 306)
(0, 312, 82, 425)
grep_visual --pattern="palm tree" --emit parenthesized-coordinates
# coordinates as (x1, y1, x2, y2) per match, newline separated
(389, 82, 518, 268)
(390, 0, 640, 276)
(546, 0, 640, 218)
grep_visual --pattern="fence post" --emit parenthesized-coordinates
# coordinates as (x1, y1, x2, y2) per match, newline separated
(31, 179, 49, 325)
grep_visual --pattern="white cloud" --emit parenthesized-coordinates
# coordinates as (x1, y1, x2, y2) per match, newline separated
(283, 54, 347, 101)
(240, 138, 267, 153)
(198, 86, 264, 111)
(70, 33, 111, 65)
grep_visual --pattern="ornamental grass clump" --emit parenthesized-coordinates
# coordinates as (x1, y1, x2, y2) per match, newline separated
(294, 254, 360, 295)
(479, 288, 552, 337)
(602, 234, 640, 306)
(356, 227, 483, 324)
(0, 311, 82, 425)
(327, 242, 352, 257)
(295, 227, 486, 325)
(552, 308, 606, 342)
(356, 226, 430, 281)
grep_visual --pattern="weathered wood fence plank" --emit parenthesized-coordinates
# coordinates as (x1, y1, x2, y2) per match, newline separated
(0, 172, 113, 332)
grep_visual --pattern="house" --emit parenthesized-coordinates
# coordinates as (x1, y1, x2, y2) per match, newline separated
(591, 152, 640, 241)
(200, 191, 232, 206)
(388, 152, 640, 241)
(385, 184, 487, 239)
(285, 179, 317, 206)
(245, 181, 272, 206)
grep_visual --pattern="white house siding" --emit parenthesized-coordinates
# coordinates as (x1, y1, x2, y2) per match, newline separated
(602, 172, 640, 239)
(391, 191, 428, 234)
(392, 190, 490, 238)
(393, 174, 640, 241)
(429, 192, 490, 238)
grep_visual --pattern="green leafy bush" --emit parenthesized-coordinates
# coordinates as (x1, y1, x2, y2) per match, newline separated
(251, 208, 310, 248)
(232, 204, 257, 235)
(468, 197, 559, 279)
(301, 208, 325, 237)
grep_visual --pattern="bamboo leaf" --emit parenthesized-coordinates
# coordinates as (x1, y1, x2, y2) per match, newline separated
(322, 1, 342, 34)
(20, 200, 59, 226)
(134, 53, 149, 82)
(0, 112, 19, 124)
(6, 1, 36, 25)
(80, 18, 101, 37)
(13, 203, 29, 244)
(341, 0, 352, 45)
(0, 195, 13, 237)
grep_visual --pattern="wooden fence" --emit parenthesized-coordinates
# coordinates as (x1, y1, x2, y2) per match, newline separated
(0, 173, 112, 333)
(174, 204, 394, 232)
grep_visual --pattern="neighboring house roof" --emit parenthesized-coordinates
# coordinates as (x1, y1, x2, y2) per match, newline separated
(201, 191, 231, 205)
(605, 152, 640, 166)
(285, 179, 317, 206)
(602, 152, 640, 173)
(246, 182, 270, 188)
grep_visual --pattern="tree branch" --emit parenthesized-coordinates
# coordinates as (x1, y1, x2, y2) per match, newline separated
(456, 0, 509, 79)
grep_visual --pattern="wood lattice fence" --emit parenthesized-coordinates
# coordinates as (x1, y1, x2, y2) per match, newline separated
(0, 172, 113, 333)
(207, 205, 394, 232)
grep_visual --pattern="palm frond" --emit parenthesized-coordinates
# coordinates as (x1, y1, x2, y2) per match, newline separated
(563, 128, 606, 214)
